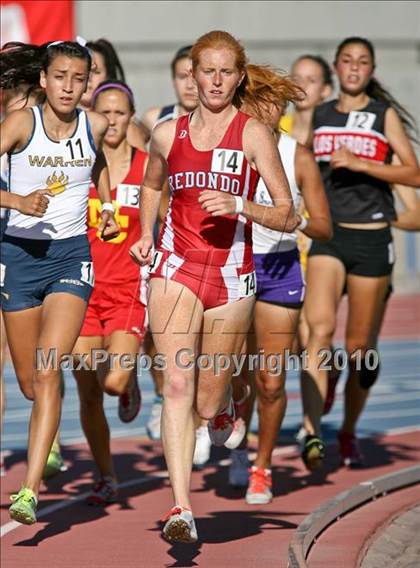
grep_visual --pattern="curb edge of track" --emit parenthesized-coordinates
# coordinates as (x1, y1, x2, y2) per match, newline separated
(287, 463, 420, 568)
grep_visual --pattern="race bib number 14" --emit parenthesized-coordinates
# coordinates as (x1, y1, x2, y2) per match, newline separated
(239, 271, 257, 297)
(211, 149, 244, 175)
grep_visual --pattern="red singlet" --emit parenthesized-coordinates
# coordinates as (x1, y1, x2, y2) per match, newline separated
(80, 148, 148, 339)
(149, 111, 260, 310)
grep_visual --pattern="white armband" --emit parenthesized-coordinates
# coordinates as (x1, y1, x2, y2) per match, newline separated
(297, 215, 308, 231)
(101, 202, 115, 214)
(233, 196, 244, 214)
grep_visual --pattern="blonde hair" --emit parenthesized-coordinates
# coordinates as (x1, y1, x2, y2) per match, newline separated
(191, 30, 303, 121)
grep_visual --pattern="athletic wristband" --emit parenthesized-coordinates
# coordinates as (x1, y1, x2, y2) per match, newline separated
(297, 215, 308, 231)
(101, 202, 115, 214)
(233, 196, 244, 214)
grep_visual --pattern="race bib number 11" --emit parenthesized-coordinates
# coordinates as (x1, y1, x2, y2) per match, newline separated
(211, 149, 244, 175)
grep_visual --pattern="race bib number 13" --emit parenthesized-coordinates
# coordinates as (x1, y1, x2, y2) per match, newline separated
(116, 184, 140, 208)
(211, 149, 244, 175)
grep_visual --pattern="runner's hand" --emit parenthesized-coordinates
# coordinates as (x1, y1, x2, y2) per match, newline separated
(130, 235, 153, 265)
(330, 147, 365, 172)
(198, 190, 238, 216)
(99, 211, 120, 241)
(17, 189, 54, 217)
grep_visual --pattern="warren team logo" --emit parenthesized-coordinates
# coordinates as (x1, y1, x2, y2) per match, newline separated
(46, 171, 69, 195)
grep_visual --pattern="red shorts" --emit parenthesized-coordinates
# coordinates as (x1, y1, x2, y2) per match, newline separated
(80, 281, 147, 340)
(148, 249, 256, 310)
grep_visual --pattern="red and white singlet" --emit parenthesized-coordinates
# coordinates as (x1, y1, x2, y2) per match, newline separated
(80, 148, 148, 339)
(150, 111, 260, 309)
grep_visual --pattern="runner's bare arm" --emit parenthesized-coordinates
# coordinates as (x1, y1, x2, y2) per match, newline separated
(140, 121, 175, 237)
(1, 110, 53, 215)
(89, 112, 119, 240)
(0, 109, 33, 156)
(296, 143, 332, 240)
(199, 119, 298, 232)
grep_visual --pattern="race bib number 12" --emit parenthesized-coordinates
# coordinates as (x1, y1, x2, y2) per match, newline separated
(345, 111, 376, 131)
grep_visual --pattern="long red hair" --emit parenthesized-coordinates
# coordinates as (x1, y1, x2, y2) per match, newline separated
(191, 30, 303, 121)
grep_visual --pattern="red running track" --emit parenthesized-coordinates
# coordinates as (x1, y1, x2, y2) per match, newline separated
(335, 293, 420, 340)
(1, 430, 419, 568)
(1, 294, 419, 567)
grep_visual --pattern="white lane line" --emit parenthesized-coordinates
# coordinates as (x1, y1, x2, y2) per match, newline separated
(1, 471, 169, 538)
(378, 425, 420, 436)
(5, 390, 419, 424)
(0, 444, 297, 538)
(2, 426, 148, 444)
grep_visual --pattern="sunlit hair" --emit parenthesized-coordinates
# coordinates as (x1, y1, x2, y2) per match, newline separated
(191, 30, 303, 121)
(242, 64, 303, 122)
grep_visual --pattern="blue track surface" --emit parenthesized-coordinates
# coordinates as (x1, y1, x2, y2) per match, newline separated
(2, 339, 419, 451)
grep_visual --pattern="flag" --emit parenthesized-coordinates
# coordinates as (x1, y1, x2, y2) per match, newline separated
(1, 0, 74, 46)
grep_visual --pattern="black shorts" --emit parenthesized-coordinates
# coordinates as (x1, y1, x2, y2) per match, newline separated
(309, 224, 394, 277)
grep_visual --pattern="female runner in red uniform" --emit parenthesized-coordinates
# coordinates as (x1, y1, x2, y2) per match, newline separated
(130, 30, 302, 543)
(72, 80, 148, 504)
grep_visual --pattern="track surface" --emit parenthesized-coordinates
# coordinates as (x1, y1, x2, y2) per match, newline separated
(1, 294, 419, 567)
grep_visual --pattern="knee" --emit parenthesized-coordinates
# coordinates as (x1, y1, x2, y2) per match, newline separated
(32, 369, 61, 392)
(16, 373, 35, 401)
(257, 374, 286, 404)
(346, 339, 369, 361)
(196, 388, 224, 420)
(346, 341, 381, 390)
(308, 320, 336, 344)
(103, 371, 128, 397)
(197, 403, 219, 421)
(162, 372, 191, 401)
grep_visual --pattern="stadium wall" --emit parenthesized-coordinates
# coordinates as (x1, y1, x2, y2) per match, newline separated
(77, 1, 420, 292)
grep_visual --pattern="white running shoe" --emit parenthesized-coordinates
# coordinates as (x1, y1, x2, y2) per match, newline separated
(193, 426, 211, 467)
(224, 416, 246, 450)
(162, 507, 198, 543)
(229, 449, 250, 487)
(246, 466, 273, 505)
(207, 395, 235, 447)
(225, 382, 250, 450)
(86, 476, 118, 506)
(295, 425, 308, 444)
(147, 395, 163, 440)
